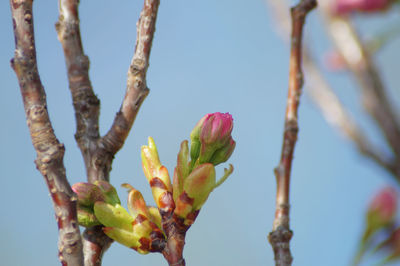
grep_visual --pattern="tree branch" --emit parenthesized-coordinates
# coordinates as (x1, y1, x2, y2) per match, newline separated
(100, 0, 158, 156)
(9, 1, 84, 265)
(56, 0, 101, 170)
(319, 2, 400, 159)
(303, 52, 399, 179)
(56, 0, 160, 264)
(266, 0, 400, 182)
(56, 2, 112, 265)
(268, 1, 316, 265)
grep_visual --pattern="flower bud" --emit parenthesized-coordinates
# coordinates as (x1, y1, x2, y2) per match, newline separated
(95, 200, 163, 254)
(72, 182, 105, 207)
(190, 112, 235, 167)
(173, 140, 190, 201)
(95, 181, 120, 205)
(122, 183, 150, 219)
(77, 206, 101, 227)
(209, 137, 236, 166)
(174, 163, 216, 224)
(141, 137, 173, 212)
(361, 187, 397, 245)
(94, 202, 134, 232)
(332, 0, 393, 15)
(367, 187, 397, 227)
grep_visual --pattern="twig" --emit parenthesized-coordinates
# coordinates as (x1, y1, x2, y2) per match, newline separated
(100, 0, 157, 157)
(268, 1, 316, 265)
(9, 1, 84, 265)
(319, 1, 400, 160)
(56, 0, 160, 264)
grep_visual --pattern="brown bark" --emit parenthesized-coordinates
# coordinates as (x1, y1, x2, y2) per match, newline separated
(161, 213, 189, 266)
(56, 0, 160, 264)
(268, 1, 316, 265)
(9, 0, 84, 265)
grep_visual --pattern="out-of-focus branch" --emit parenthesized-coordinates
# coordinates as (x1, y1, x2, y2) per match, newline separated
(56, 0, 160, 265)
(268, 1, 316, 265)
(9, 1, 84, 265)
(319, 0, 400, 159)
(304, 53, 398, 177)
(266, 0, 400, 180)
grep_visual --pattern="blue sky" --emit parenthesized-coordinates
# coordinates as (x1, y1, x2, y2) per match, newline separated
(1, 1, 400, 265)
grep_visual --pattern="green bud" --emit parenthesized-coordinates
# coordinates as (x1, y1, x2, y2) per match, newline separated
(173, 140, 189, 202)
(72, 182, 104, 207)
(184, 163, 216, 210)
(94, 202, 134, 232)
(95, 181, 121, 205)
(77, 205, 101, 227)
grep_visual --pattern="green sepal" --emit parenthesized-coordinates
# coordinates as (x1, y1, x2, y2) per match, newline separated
(94, 202, 134, 232)
(214, 164, 234, 189)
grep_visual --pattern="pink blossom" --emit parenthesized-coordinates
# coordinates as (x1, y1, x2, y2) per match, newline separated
(369, 187, 397, 223)
(200, 112, 233, 145)
(333, 0, 392, 14)
(190, 112, 235, 166)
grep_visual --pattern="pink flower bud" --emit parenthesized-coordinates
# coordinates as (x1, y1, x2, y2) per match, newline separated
(190, 112, 235, 166)
(333, 0, 392, 15)
(72, 182, 105, 207)
(368, 187, 397, 223)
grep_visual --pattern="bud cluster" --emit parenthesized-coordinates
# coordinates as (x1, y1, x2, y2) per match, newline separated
(72, 112, 236, 254)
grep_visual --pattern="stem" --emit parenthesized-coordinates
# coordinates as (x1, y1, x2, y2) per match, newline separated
(268, 1, 316, 265)
(161, 213, 188, 266)
(9, 1, 84, 265)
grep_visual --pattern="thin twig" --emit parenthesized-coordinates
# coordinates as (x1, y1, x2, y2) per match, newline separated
(9, 1, 84, 265)
(56, 0, 160, 264)
(100, 0, 158, 156)
(268, 1, 316, 265)
(319, 1, 400, 159)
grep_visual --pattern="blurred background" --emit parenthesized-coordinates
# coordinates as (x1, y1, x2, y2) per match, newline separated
(1, 0, 400, 265)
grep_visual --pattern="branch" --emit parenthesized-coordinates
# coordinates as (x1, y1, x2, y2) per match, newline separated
(56, 2, 112, 265)
(267, 0, 400, 182)
(56, 0, 101, 167)
(9, 1, 84, 265)
(303, 53, 399, 178)
(319, 2, 400, 159)
(101, 0, 158, 156)
(268, 1, 316, 265)
(56, 0, 160, 264)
